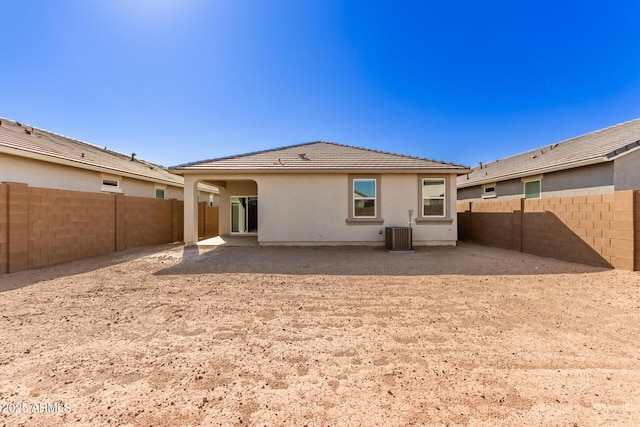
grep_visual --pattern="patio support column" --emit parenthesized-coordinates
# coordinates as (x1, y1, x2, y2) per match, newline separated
(184, 176, 199, 245)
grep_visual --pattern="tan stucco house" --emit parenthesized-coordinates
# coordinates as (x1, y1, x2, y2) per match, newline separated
(171, 142, 470, 245)
(0, 117, 218, 202)
(457, 118, 640, 201)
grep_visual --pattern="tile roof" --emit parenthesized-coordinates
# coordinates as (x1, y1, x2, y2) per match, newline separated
(458, 118, 640, 188)
(0, 117, 182, 185)
(171, 141, 469, 173)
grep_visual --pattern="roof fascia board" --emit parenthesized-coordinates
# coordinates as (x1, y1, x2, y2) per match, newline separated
(457, 157, 607, 189)
(606, 143, 640, 161)
(0, 145, 182, 187)
(171, 168, 471, 175)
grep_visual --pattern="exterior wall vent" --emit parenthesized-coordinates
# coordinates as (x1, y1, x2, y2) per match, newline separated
(385, 227, 412, 251)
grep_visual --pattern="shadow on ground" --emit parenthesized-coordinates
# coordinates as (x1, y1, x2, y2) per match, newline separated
(0, 244, 182, 292)
(1, 242, 610, 292)
(154, 242, 608, 277)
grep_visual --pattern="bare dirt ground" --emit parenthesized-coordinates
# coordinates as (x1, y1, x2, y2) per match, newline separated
(1, 242, 639, 426)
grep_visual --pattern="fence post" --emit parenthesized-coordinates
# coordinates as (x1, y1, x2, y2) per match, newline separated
(467, 202, 473, 242)
(610, 190, 635, 270)
(513, 198, 524, 252)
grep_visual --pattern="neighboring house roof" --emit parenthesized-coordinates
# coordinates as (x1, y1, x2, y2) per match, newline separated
(0, 117, 183, 186)
(458, 118, 640, 188)
(171, 141, 470, 174)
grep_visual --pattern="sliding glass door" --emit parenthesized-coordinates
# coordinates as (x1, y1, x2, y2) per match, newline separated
(231, 196, 258, 233)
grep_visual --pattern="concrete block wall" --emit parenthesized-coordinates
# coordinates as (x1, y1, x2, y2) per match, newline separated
(521, 194, 616, 267)
(171, 199, 182, 244)
(465, 199, 522, 251)
(0, 182, 209, 274)
(198, 202, 206, 238)
(124, 196, 175, 248)
(115, 193, 126, 252)
(456, 201, 471, 242)
(610, 191, 635, 270)
(28, 186, 115, 269)
(198, 202, 220, 238)
(0, 184, 8, 274)
(636, 191, 640, 271)
(457, 190, 637, 270)
(6, 183, 30, 273)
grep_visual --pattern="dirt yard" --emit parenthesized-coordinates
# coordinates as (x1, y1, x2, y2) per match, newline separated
(1, 242, 639, 426)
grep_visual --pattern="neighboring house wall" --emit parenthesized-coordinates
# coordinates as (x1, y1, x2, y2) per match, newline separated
(193, 173, 459, 245)
(166, 186, 184, 200)
(614, 148, 640, 191)
(119, 175, 183, 199)
(0, 153, 103, 193)
(542, 162, 614, 197)
(457, 185, 482, 201)
(0, 152, 185, 199)
(458, 163, 615, 202)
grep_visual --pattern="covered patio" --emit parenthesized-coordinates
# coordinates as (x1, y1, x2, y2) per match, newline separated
(181, 175, 259, 245)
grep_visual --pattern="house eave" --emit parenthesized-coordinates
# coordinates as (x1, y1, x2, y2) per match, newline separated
(457, 157, 608, 189)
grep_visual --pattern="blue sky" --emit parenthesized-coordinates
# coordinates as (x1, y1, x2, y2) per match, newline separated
(1, 0, 639, 168)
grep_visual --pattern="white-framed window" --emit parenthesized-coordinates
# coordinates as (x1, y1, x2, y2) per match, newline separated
(155, 186, 166, 199)
(524, 179, 541, 199)
(100, 175, 122, 193)
(422, 178, 446, 217)
(353, 178, 377, 218)
(482, 184, 497, 198)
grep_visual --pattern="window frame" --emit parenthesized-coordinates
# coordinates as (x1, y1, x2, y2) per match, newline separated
(415, 175, 453, 224)
(421, 177, 446, 218)
(346, 174, 383, 225)
(523, 179, 541, 199)
(100, 174, 122, 193)
(155, 186, 166, 199)
(353, 178, 377, 219)
(482, 183, 497, 199)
